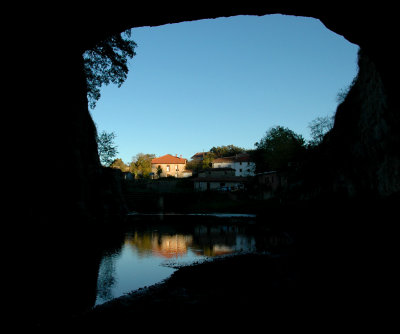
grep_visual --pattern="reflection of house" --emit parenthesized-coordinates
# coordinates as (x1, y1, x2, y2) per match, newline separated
(125, 233, 193, 259)
(152, 235, 193, 259)
(151, 154, 188, 178)
(193, 168, 247, 192)
(212, 153, 255, 177)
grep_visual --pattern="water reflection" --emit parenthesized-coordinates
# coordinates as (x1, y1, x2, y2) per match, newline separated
(18, 215, 292, 328)
(125, 233, 194, 258)
(95, 220, 258, 305)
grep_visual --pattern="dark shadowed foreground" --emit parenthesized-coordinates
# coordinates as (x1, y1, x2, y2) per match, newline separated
(63, 253, 297, 331)
(31, 198, 397, 332)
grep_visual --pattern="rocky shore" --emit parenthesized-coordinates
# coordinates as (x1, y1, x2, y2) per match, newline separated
(58, 252, 297, 331)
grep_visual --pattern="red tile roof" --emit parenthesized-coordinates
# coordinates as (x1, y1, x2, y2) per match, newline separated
(151, 154, 187, 164)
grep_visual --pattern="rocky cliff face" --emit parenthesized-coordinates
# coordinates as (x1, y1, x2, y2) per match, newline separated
(12, 46, 126, 226)
(322, 49, 399, 198)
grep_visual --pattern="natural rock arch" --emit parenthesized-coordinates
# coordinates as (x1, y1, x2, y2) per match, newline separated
(7, 6, 398, 329)
(11, 5, 398, 224)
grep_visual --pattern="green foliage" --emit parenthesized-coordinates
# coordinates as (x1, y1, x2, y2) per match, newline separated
(129, 153, 155, 178)
(210, 145, 246, 158)
(186, 152, 216, 172)
(110, 158, 129, 171)
(97, 131, 118, 167)
(84, 29, 137, 109)
(254, 126, 305, 172)
(187, 145, 246, 173)
(201, 153, 215, 169)
(185, 159, 202, 173)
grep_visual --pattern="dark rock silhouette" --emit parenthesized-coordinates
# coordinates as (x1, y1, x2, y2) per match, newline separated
(7, 5, 398, 227)
(5, 5, 399, 331)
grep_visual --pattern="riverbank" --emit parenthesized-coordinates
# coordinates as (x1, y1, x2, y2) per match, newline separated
(33, 197, 397, 331)
(123, 184, 272, 214)
(62, 252, 298, 331)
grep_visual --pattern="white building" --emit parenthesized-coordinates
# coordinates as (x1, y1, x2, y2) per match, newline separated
(212, 153, 255, 177)
(193, 168, 246, 192)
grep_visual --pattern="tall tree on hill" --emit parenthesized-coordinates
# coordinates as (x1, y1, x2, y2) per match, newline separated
(254, 126, 305, 172)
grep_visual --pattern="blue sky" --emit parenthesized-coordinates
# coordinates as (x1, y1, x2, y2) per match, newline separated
(90, 14, 359, 163)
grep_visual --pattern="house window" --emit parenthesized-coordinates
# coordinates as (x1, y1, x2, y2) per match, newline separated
(175, 165, 178, 171)
(239, 169, 242, 172)
(166, 165, 170, 172)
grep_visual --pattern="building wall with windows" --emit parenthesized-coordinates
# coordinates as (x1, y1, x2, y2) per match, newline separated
(151, 154, 187, 178)
(212, 154, 256, 177)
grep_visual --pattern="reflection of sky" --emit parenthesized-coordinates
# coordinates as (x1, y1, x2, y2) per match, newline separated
(95, 244, 175, 306)
(95, 226, 256, 306)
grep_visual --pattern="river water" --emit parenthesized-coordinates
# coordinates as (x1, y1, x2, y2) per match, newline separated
(95, 213, 261, 305)
(18, 212, 293, 327)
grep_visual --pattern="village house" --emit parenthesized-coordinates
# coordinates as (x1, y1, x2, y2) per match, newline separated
(151, 154, 188, 178)
(212, 153, 256, 177)
(193, 167, 247, 192)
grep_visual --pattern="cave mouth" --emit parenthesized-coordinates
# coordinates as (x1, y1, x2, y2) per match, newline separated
(90, 14, 359, 166)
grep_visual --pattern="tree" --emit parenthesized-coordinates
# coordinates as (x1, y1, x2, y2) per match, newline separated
(110, 158, 129, 172)
(129, 153, 155, 178)
(83, 29, 137, 109)
(201, 153, 215, 169)
(156, 165, 163, 178)
(336, 76, 357, 105)
(254, 126, 305, 172)
(185, 152, 216, 173)
(97, 131, 118, 167)
(185, 159, 201, 172)
(210, 145, 246, 158)
(308, 115, 334, 146)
